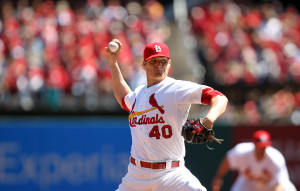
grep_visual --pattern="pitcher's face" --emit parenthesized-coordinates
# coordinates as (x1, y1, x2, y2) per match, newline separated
(143, 56, 171, 78)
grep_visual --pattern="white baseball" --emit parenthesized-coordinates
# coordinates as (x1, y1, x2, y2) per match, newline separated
(108, 41, 119, 52)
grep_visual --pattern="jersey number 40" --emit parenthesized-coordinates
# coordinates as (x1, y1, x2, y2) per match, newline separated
(149, 125, 173, 139)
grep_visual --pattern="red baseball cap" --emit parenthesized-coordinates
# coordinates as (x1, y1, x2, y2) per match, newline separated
(252, 130, 272, 148)
(143, 42, 171, 61)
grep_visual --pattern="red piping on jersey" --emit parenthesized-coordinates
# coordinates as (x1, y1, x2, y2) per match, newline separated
(122, 96, 130, 111)
(201, 88, 224, 105)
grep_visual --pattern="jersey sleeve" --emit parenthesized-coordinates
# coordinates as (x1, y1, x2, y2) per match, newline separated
(268, 147, 292, 186)
(122, 93, 133, 111)
(175, 80, 223, 105)
(227, 143, 253, 171)
(227, 145, 241, 170)
(122, 85, 145, 111)
(122, 96, 130, 111)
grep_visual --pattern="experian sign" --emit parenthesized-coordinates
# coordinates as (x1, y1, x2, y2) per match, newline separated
(0, 117, 131, 191)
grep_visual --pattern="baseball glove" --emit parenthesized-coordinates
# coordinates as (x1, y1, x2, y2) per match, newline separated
(181, 118, 224, 145)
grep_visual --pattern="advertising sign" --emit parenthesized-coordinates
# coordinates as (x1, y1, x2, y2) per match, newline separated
(0, 117, 131, 191)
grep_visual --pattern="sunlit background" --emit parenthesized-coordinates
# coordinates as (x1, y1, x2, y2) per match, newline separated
(0, 0, 300, 191)
(1, 0, 300, 125)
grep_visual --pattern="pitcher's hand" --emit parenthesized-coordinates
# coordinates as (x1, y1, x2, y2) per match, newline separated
(106, 39, 122, 66)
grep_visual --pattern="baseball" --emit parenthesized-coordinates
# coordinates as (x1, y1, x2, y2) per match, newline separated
(108, 41, 119, 52)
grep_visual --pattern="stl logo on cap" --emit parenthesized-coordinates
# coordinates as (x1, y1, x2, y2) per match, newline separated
(258, 134, 268, 142)
(252, 130, 272, 148)
(144, 42, 171, 60)
(154, 45, 162, 52)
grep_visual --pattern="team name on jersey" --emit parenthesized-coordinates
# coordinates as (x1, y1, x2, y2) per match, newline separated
(130, 114, 165, 127)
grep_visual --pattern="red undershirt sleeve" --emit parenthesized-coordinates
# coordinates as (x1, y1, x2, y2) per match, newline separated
(121, 96, 130, 111)
(201, 88, 224, 105)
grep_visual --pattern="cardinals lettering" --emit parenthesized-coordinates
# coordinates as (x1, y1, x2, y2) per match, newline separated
(130, 114, 165, 127)
(128, 93, 166, 127)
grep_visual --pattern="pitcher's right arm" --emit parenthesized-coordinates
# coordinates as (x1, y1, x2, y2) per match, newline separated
(106, 39, 132, 106)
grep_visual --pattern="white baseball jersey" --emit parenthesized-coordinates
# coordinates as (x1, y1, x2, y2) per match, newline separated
(118, 76, 211, 191)
(122, 77, 210, 162)
(227, 142, 296, 191)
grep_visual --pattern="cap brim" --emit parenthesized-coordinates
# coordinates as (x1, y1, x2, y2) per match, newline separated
(144, 54, 171, 61)
(255, 141, 272, 148)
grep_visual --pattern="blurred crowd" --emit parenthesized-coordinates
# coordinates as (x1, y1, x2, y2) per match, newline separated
(189, 1, 300, 126)
(190, 1, 300, 85)
(0, 0, 170, 112)
(0, 0, 299, 126)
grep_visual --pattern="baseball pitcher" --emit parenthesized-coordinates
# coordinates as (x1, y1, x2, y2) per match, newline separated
(106, 39, 228, 191)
